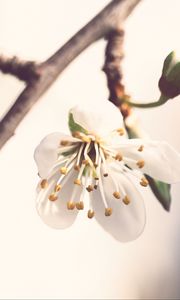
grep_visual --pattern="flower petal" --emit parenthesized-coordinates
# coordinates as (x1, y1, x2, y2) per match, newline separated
(69, 102, 123, 137)
(34, 132, 79, 178)
(36, 169, 81, 229)
(115, 139, 180, 183)
(90, 168, 146, 242)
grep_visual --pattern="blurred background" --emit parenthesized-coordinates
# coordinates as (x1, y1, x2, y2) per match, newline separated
(0, 0, 180, 299)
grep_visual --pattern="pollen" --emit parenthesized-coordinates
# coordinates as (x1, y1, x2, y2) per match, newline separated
(87, 209, 95, 219)
(115, 153, 123, 161)
(123, 195, 131, 205)
(105, 207, 113, 216)
(74, 165, 80, 171)
(137, 160, 145, 168)
(117, 128, 125, 136)
(138, 145, 144, 152)
(82, 159, 89, 165)
(48, 193, 58, 201)
(86, 185, 94, 192)
(54, 184, 61, 192)
(140, 177, 149, 187)
(103, 173, 108, 177)
(113, 191, 121, 199)
(40, 179, 48, 189)
(81, 136, 91, 143)
(76, 201, 84, 210)
(94, 184, 98, 189)
(67, 201, 76, 210)
(74, 179, 81, 185)
(60, 140, 70, 146)
(60, 167, 68, 174)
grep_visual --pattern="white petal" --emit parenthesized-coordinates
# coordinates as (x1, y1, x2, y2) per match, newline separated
(34, 132, 79, 178)
(36, 169, 81, 229)
(90, 169, 146, 242)
(70, 101, 123, 137)
(116, 139, 180, 183)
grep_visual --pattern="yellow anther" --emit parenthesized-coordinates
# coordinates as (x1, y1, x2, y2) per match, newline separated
(86, 185, 94, 192)
(87, 210, 95, 219)
(60, 167, 67, 174)
(140, 177, 149, 187)
(94, 176, 99, 180)
(138, 145, 144, 152)
(74, 179, 81, 185)
(137, 160, 145, 169)
(67, 201, 76, 210)
(60, 140, 70, 146)
(81, 136, 91, 143)
(48, 193, 58, 201)
(113, 191, 121, 199)
(123, 195, 131, 205)
(76, 201, 84, 210)
(82, 159, 89, 165)
(74, 165, 80, 171)
(54, 184, 61, 192)
(40, 179, 48, 189)
(115, 153, 123, 161)
(105, 207, 113, 216)
(117, 128, 125, 136)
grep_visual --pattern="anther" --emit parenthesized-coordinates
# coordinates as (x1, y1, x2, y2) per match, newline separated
(105, 207, 113, 216)
(87, 210, 95, 219)
(60, 140, 70, 146)
(103, 173, 108, 177)
(81, 136, 91, 143)
(40, 179, 48, 189)
(60, 167, 68, 174)
(117, 128, 125, 136)
(138, 145, 144, 152)
(74, 165, 80, 171)
(123, 195, 131, 205)
(86, 185, 94, 192)
(67, 201, 76, 210)
(115, 153, 123, 161)
(72, 131, 81, 139)
(48, 193, 58, 201)
(74, 179, 81, 186)
(54, 184, 61, 192)
(137, 160, 145, 169)
(94, 184, 98, 190)
(76, 201, 84, 210)
(113, 191, 121, 199)
(140, 177, 149, 187)
(82, 159, 89, 165)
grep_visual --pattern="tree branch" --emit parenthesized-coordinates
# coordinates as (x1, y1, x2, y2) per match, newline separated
(0, 0, 141, 149)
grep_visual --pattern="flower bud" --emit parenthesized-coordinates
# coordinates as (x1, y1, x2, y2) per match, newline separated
(158, 51, 180, 100)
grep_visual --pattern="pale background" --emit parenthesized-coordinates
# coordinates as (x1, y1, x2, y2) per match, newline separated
(0, 0, 180, 299)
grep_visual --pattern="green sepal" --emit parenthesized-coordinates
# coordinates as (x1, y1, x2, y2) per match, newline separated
(167, 61, 180, 85)
(68, 112, 88, 135)
(126, 125, 171, 211)
(162, 51, 175, 76)
(145, 175, 171, 211)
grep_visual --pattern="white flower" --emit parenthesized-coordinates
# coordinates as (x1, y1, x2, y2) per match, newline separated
(34, 102, 180, 242)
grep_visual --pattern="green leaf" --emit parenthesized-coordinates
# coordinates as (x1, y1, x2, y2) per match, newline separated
(145, 175, 171, 211)
(162, 51, 175, 75)
(68, 113, 88, 135)
(126, 125, 171, 211)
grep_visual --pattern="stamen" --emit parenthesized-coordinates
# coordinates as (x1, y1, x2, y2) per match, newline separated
(48, 193, 58, 201)
(99, 147, 108, 177)
(67, 201, 76, 210)
(81, 136, 91, 143)
(76, 201, 84, 210)
(60, 166, 68, 174)
(75, 143, 84, 170)
(74, 165, 80, 171)
(87, 209, 95, 219)
(140, 177, 149, 187)
(138, 145, 144, 152)
(105, 207, 113, 216)
(117, 128, 125, 136)
(115, 153, 123, 161)
(54, 184, 61, 192)
(40, 179, 48, 189)
(137, 160, 145, 169)
(74, 179, 81, 185)
(82, 159, 89, 165)
(86, 185, 94, 192)
(123, 195, 131, 205)
(94, 142, 99, 167)
(60, 140, 71, 146)
(113, 191, 121, 199)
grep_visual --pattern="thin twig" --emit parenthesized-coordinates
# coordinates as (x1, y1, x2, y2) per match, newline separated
(0, 0, 141, 150)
